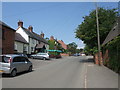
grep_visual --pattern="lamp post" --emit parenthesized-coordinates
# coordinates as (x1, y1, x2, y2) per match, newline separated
(95, 2, 101, 66)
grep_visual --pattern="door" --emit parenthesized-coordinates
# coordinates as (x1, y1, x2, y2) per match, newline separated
(12, 57, 23, 72)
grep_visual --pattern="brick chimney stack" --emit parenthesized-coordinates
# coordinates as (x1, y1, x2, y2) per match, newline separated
(50, 36, 54, 40)
(40, 32, 44, 38)
(18, 20, 23, 27)
(28, 25, 33, 32)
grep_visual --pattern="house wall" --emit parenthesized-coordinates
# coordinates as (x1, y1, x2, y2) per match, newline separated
(0, 28, 2, 54)
(15, 41, 23, 53)
(0, 25, 15, 54)
(45, 44, 49, 51)
(16, 27, 29, 42)
(29, 38, 38, 54)
(14, 41, 29, 54)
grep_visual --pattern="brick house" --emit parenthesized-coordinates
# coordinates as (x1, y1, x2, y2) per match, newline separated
(0, 21, 15, 54)
(57, 40, 68, 50)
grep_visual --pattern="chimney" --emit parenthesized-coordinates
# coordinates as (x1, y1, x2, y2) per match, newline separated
(40, 32, 44, 38)
(50, 36, 54, 40)
(18, 20, 23, 27)
(28, 25, 33, 32)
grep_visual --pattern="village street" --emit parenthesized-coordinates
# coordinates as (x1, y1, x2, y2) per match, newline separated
(2, 56, 118, 88)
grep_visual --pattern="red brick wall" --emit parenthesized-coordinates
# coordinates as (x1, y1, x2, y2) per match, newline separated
(60, 53, 69, 56)
(103, 49, 109, 66)
(58, 40, 67, 50)
(95, 52, 103, 65)
(0, 25, 15, 54)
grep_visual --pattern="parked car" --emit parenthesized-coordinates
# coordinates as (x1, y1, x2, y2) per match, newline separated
(0, 54, 33, 77)
(73, 53, 80, 56)
(30, 53, 50, 60)
(81, 53, 86, 56)
(17, 53, 28, 58)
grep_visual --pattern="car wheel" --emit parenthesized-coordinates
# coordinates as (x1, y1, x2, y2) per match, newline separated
(28, 66, 32, 72)
(10, 69, 17, 77)
(31, 56, 34, 59)
(43, 57, 46, 60)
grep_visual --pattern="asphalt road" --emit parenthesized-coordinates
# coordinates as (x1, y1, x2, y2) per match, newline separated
(2, 56, 118, 88)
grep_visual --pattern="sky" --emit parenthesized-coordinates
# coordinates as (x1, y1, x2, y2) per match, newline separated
(1, 2, 118, 49)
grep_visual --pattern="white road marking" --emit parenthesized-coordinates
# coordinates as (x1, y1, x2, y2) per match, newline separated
(84, 63, 87, 88)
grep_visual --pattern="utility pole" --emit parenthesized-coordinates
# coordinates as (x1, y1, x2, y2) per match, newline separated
(95, 2, 101, 66)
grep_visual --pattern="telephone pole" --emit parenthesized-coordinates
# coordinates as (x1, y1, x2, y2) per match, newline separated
(95, 2, 101, 66)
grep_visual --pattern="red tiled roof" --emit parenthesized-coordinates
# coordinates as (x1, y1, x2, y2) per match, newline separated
(58, 40, 67, 50)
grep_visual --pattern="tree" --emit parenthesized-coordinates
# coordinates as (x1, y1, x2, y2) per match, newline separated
(48, 39, 63, 51)
(67, 42, 78, 54)
(75, 7, 118, 55)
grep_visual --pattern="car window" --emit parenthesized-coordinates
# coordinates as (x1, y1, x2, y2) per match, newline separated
(37, 53, 41, 55)
(25, 58, 30, 62)
(13, 57, 21, 62)
(40, 53, 46, 55)
(20, 57, 26, 62)
(0, 56, 10, 63)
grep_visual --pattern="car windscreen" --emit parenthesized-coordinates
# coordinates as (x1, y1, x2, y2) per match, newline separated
(0, 56, 10, 63)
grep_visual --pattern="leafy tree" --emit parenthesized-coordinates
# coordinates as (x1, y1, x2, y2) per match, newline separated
(79, 49, 84, 53)
(45, 37, 49, 41)
(67, 42, 78, 54)
(48, 39, 63, 51)
(75, 7, 118, 54)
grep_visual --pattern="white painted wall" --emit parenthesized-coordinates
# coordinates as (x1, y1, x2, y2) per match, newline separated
(15, 41, 29, 54)
(45, 44, 49, 51)
(24, 44, 29, 53)
(16, 27, 29, 42)
(16, 27, 49, 54)
(15, 41, 23, 53)
(29, 38, 39, 54)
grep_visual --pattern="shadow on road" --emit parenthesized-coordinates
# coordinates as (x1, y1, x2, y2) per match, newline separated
(2, 70, 35, 78)
(80, 58, 95, 63)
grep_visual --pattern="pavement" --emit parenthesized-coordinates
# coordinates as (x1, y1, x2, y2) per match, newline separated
(1, 56, 119, 88)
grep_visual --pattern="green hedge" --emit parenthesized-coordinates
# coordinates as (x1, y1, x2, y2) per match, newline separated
(104, 36, 120, 73)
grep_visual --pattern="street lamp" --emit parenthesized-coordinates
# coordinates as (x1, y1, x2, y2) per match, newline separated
(95, 2, 101, 66)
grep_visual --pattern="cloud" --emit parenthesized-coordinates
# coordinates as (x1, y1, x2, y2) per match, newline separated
(77, 46, 84, 49)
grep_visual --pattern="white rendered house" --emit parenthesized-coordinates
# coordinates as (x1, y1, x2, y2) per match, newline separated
(16, 21, 49, 54)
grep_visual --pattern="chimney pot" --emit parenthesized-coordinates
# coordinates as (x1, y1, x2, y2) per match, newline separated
(18, 20, 23, 27)
(40, 32, 44, 38)
(50, 36, 54, 40)
(28, 25, 33, 32)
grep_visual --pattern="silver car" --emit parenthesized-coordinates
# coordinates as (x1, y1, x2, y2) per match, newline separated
(0, 54, 33, 77)
(30, 53, 50, 60)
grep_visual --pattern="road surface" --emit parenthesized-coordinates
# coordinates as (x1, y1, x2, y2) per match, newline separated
(2, 56, 118, 88)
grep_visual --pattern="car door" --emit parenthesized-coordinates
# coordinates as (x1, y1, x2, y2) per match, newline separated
(20, 57, 28, 71)
(24, 58, 31, 70)
(37, 53, 42, 59)
(12, 57, 23, 73)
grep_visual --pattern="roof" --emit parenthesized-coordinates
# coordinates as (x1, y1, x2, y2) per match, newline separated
(0, 21, 15, 31)
(35, 42, 45, 49)
(15, 33, 28, 44)
(22, 27, 48, 44)
(58, 40, 67, 49)
(102, 20, 120, 45)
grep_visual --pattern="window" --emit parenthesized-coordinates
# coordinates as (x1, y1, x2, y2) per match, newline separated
(24, 58, 30, 62)
(31, 47, 34, 52)
(0, 56, 10, 63)
(23, 46, 27, 51)
(13, 57, 26, 62)
(13, 57, 21, 62)
(14, 44, 17, 50)
(32, 39, 35, 44)
(2, 30, 5, 40)
(20, 57, 26, 62)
